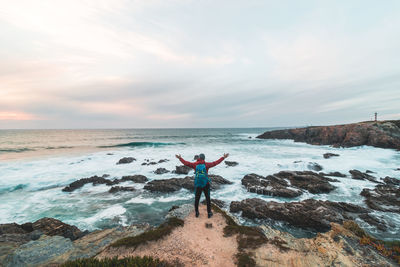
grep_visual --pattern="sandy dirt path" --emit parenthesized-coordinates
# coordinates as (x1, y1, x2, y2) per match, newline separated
(97, 204, 238, 266)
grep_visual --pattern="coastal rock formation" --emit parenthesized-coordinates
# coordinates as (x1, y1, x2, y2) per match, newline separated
(360, 184, 400, 213)
(383, 176, 400, 186)
(154, 168, 170, 174)
(144, 175, 232, 193)
(224, 161, 238, 167)
(116, 157, 136, 164)
(257, 120, 400, 150)
(108, 186, 136, 193)
(242, 171, 337, 198)
(319, 171, 347, 177)
(307, 162, 323, 171)
(62, 174, 148, 192)
(349, 169, 379, 183)
(323, 152, 339, 159)
(173, 165, 192, 175)
(230, 198, 370, 232)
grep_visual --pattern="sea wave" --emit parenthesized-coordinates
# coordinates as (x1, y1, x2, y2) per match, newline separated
(0, 184, 28, 194)
(98, 141, 184, 148)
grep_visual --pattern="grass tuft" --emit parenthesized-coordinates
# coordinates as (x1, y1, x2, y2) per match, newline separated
(111, 217, 184, 249)
(60, 256, 173, 267)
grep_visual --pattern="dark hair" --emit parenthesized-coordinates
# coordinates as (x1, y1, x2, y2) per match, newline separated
(199, 153, 205, 160)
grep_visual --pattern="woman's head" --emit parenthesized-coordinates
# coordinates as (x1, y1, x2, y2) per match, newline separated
(199, 153, 205, 160)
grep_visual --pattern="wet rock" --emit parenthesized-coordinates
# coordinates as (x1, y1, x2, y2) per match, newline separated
(242, 173, 302, 198)
(173, 165, 193, 175)
(257, 120, 400, 150)
(144, 175, 232, 193)
(154, 168, 170, 175)
(32, 218, 85, 241)
(323, 153, 339, 159)
(225, 161, 238, 167)
(359, 213, 387, 231)
(116, 157, 136, 164)
(275, 171, 336, 194)
(108, 186, 136, 193)
(62, 174, 113, 192)
(119, 175, 148, 183)
(349, 170, 379, 183)
(230, 198, 368, 232)
(165, 204, 194, 220)
(158, 159, 169, 163)
(366, 170, 375, 174)
(360, 185, 400, 213)
(319, 171, 347, 177)
(307, 162, 323, 171)
(383, 176, 400, 186)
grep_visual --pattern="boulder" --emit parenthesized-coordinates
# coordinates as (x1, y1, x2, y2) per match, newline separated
(383, 176, 400, 186)
(360, 185, 400, 213)
(319, 172, 347, 177)
(31, 218, 85, 241)
(108, 186, 136, 193)
(256, 120, 400, 150)
(116, 157, 136, 164)
(225, 161, 239, 167)
(230, 198, 368, 232)
(307, 162, 323, 171)
(173, 165, 192, 175)
(323, 153, 339, 159)
(62, 174, 113, 192)
(144, 175, 232, 193)
(154, 168, 170, 175)
(275, 171, 336, 194)
(349, 170, 379, 183)
(119, 175, 148, 183)
(158, 159, 169, 163)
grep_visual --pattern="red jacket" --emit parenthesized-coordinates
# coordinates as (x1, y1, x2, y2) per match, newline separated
(178, 157, 224, 173)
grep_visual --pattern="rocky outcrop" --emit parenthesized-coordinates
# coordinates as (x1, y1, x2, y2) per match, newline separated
(62, 174, 148, 192)
(224, 161, 238, 167)
(116, 157, 136, 164)
(230, 198, 370, 232)
(307, 162, 323, 171)
(319, 171, 347, 177)
(144, 175, 232, 193)
(360, 185, 400, 213)
(383, 176, 400, 186)
(108, 186, 136, 193)
(257, 120, 400, 150)
(173, 165, 192, 175)
(323, 153, 339, 159)
(349, 169, 380, 183)
(242, 171, 337, 198)
(154, 168, 170, 174)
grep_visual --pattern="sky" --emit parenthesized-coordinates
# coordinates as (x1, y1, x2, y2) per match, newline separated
(0, 0, 399, 129)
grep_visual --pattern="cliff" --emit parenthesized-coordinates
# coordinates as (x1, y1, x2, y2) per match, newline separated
(257, 120, 400, 150)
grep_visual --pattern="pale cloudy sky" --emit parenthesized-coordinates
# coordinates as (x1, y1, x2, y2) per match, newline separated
(0, 0, 399, 129)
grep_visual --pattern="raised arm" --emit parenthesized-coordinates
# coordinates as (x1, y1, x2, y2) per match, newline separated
(175, 154, 196, 169)
(206, 153, 229, 168)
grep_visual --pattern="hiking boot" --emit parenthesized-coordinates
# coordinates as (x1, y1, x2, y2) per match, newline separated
(208, 212, 213, 218)
(195, 211, 200, 218)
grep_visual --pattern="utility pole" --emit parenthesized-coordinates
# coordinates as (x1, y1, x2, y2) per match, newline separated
(374, 112, 377, 122)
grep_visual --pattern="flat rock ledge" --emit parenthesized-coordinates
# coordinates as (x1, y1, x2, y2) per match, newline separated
(144, 175, 233, 193)
(229, 198, 387, 232)
(257, 120, 400, 150)
(242, 171, 337, 198)
(361, 184, 400, 213)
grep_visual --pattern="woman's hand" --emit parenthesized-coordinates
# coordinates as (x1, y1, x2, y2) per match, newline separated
(223, 153, 229, 159)
(175, 154, 181, 159)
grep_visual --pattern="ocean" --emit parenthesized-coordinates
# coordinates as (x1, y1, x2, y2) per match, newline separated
(0, 128, 399, 240)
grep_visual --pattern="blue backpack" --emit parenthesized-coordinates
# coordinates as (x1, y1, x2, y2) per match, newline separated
(194, 164, 209, 188)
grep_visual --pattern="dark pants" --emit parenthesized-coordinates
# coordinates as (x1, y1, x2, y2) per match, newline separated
(195, 183, 211, 214)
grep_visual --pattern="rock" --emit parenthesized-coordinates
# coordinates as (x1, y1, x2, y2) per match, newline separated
(307, 162, 323, 171)
(275, 171, 336, 194)
(349, 170, 379, 183)
(62, 174, 113, 192)
(173, 165, 192, 175)
(323, 153, 339, 159)
(383, 176, 400, 186)
(257, 120, 400, 150)
(230, 198, 368, 232)
(359, 213, 387, 231)
(108, 186, 136, 193)
(319, 171, 347, 177)
(242, 173, 302, 198)
(32, 218, 85, 241)
(366, 170, 375, 174)
(165, 204, 194, 220)
(106, 153, 113, 155)
(154, 168, 170, 175)
(119, 175, 148, 183)
(360, 185, 400, 213)
(144, 175, 232, 193)
(224, 161, 238, 167)
(116, 157, 136, 164)
(205, 223, 212, 228)
(29, 230, 43, 241)
(158, 159, 169, 163)
(201, 199, 226, 208)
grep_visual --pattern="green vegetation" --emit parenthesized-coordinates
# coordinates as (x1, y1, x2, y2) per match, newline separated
(111, 217, 184, 249)
(211, 203, 268, 267)
(60, 256, 172, 267)
(344, 220, 400, 264)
